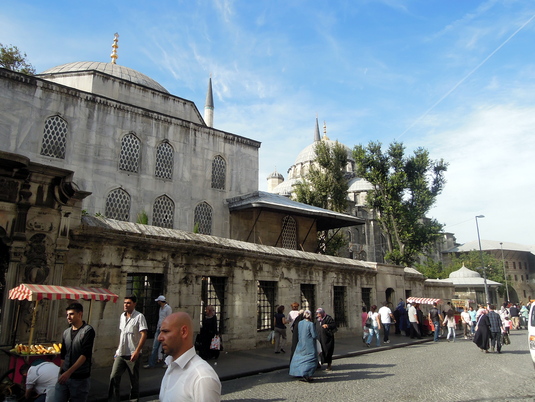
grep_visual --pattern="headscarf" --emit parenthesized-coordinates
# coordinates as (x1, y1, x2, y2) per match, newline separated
(303, 310, 312, 320)
(316, 308, 325, 321)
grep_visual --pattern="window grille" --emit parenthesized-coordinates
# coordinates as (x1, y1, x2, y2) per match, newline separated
(126, 273, 164, 338)
(333, 286, 347, 327)
(41, 116, 67, 159)
(361, 287, 372, 310)
(281, 216, 297, 249)
(105, 188, 131, 221)
(257, 281, 276, 331)
(119, 133, 141, 173)
(300, 284, 315, 314)
(194, 202, 212, 235)
(201, 276, 227, 334)
(152, 195, 174, 228)
(211, 155, 226, 190)
(155, 142, 173, 179)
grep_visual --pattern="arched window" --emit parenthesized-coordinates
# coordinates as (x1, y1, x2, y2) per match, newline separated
(119, 133, 141, 173)
(105, 188, 131, 221)
(281, 216, 297, 249)
(155, 142, 174, 179)
(153, 195, 174, 228)
(211, 155, 226, 190)
(41, 115, 68, 159)
(194, 202, 213, 235)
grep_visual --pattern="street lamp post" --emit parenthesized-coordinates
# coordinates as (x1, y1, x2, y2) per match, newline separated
(475, 215, 490, 306)
(500, 242, 510, 302)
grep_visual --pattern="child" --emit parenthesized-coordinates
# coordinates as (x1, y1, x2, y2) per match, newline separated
(503, 316, 511, 345)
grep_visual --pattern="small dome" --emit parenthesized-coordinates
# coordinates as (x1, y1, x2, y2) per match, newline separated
(449, 264, 481, 279)
(348, 177, 373, 192)
(272, 178, 301, 196)
(39, 61, 169, 93)
(294, 138, 353, 166)
(267, 171, 284, 180)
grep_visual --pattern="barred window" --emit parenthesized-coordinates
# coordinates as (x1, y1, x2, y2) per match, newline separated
(41, 115, 67, 159)
(300, 284, 315, 314)
(211, 155, 226, 190)
(257, 281, 276, 331)
(201, 276, 227, 334)
(152, 195, 174, 228)
(361, 287, 372, 310)
(333, 286, 347, 327)
(281, 216, 297, 249)
(194, 202, 212, 235)
(119, 133, 141, 173)
(126, 273, 164, 338)
(105, 188, 131, 221)
(155, 142, 173, 179)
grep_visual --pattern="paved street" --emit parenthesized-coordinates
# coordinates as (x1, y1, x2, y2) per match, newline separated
(219, 331, 534, 402)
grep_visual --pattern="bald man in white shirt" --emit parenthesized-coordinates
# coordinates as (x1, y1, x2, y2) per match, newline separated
(158, 312, 221, 402)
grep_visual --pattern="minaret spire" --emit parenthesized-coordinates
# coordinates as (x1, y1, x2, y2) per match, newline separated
(110, 33, 119, 64)
(204, 75, 214, 128)
(314, 115, 321, 142)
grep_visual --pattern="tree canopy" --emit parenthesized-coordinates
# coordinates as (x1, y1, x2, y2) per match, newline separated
(0, 43, 36, 75)
(353, 141, 448, 266)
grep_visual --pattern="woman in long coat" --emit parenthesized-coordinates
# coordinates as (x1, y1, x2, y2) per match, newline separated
(473, 310, 491, 352)
(289, 310, 317, 382)
(199, 305, 219, 360)
(315, 308, 336, 370)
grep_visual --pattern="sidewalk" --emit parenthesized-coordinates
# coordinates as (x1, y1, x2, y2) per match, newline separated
(89, 331, 435, 401)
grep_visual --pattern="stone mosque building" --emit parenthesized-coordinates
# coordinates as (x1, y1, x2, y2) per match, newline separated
(0, 36, 454, 367)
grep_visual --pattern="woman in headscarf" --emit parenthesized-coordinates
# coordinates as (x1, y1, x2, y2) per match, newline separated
(289, 310, 317, 382)
(473, 308, 491, 352)
(198, 305, 219, 360)
(315, 308, 336, 371)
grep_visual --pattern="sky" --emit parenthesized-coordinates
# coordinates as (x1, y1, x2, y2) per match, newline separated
(2, 0, 535, 247)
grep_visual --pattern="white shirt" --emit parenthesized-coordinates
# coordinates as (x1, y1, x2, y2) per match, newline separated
(116, 310, 148, 356)
(408, 305, 418, 323)
(159, 347, 221, 402)
(378, 306, 392, 324)
(157, 304, 173, 329)
(26, 361, 60, 395)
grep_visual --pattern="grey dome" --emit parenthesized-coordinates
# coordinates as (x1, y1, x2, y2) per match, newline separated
(449, 264, 481, 279)
(294, 139, 353, 165)
(39, 61, 169, 93)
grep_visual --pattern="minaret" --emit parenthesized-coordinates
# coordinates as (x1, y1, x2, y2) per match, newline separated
(204, 75, 214, 128)
(110, 33, 119, 64)
(314, 115, 321, 142)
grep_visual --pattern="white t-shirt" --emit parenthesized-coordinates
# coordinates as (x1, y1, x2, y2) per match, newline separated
(368, 312, 380, 328)
(378, 306, 392, 324)
(160, 346, 221, 402)
(26, 361, 60, 395)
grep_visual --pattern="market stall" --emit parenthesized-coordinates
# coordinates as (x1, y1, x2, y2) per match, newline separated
(407, 297, 443, 335)
(5, 283, 118, 384)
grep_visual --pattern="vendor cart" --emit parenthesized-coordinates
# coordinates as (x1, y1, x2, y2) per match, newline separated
(407, 297, 443, 335)
(4, 283, 118, 385)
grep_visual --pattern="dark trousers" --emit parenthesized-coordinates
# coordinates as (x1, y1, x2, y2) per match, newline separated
(490, 331, 502, 352)
(382, 323, 391, 342)
(108, 355, 141, 402)
(409, 322, 421, 339)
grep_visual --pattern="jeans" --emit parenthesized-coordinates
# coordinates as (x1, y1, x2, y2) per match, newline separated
(471, 321, 476, 335)
(274, 327, 287, 352)
(367, 326, 381, 346)
(55, 377, 91, 402)
(490, 331, 502, 352)
(382, 323, 391, 342)
(433, 321, 440, 341)
(108, 355, 141, 402)
(148, 328, 161, 367)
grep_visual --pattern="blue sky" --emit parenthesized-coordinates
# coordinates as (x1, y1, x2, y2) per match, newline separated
(2, 0, 535, 246)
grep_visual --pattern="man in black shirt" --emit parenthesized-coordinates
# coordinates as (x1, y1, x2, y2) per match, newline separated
(428, 302, 443, 342)
(55, 302, 96, 402)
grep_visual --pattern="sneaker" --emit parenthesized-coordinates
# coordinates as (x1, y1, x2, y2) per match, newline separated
(143, 364, 153, 369)
(384, 340, 390, 344)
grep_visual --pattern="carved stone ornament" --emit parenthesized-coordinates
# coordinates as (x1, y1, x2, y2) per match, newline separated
(23, 234, 51, 284)
(27, 217, 55, 232)
(0, 179, 19, 202)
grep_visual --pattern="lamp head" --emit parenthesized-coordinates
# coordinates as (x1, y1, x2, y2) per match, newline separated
(476, 215, 485, 219)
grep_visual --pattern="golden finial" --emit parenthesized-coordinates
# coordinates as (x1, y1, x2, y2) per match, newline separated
(322, 121, 330, 140)
(110, 33, 119, 64)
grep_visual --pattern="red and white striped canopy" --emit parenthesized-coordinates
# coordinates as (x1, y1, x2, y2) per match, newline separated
(406, 297, 442, 305)
(9, 283, 119, 303)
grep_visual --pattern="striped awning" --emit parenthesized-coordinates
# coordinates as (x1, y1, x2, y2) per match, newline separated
(8, 284, 119, 303)
(407, 297, 442, 305)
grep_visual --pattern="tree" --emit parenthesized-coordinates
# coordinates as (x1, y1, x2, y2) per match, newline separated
(0, 43, 36, 75)
(353, 141, 448, 266)
(294, 140, 349, 255)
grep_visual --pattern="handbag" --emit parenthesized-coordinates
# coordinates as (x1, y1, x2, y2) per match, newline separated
(267, 330, 275, 342)
(365, 315, 373, 328)
(210, 335, 221, 350)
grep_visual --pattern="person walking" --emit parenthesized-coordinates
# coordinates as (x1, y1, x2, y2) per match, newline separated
(273, 305, 288, 354)
(108, 295, 148, 402)
(461, 307, 472, 339)
(469, 306, 477, 337)
(289, 310, 318, 383)
(365, 305, 381, 347)
(378, 301, 395, 344)
(315, 308, 336, 371)
(361, 306, 369, 344)
(198, 305, 220, 360)
(408, 303, 422, 339)
(443, 310, 457, 342)
(158, 312, 221, 401)
(428, 302, 442, 342)
(55, 302, 96, 402)
(144, 295, 172, 369)
(509, 304, 520, 330)
(473, 309, 490, 353)
(488, 304, 504, 353)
